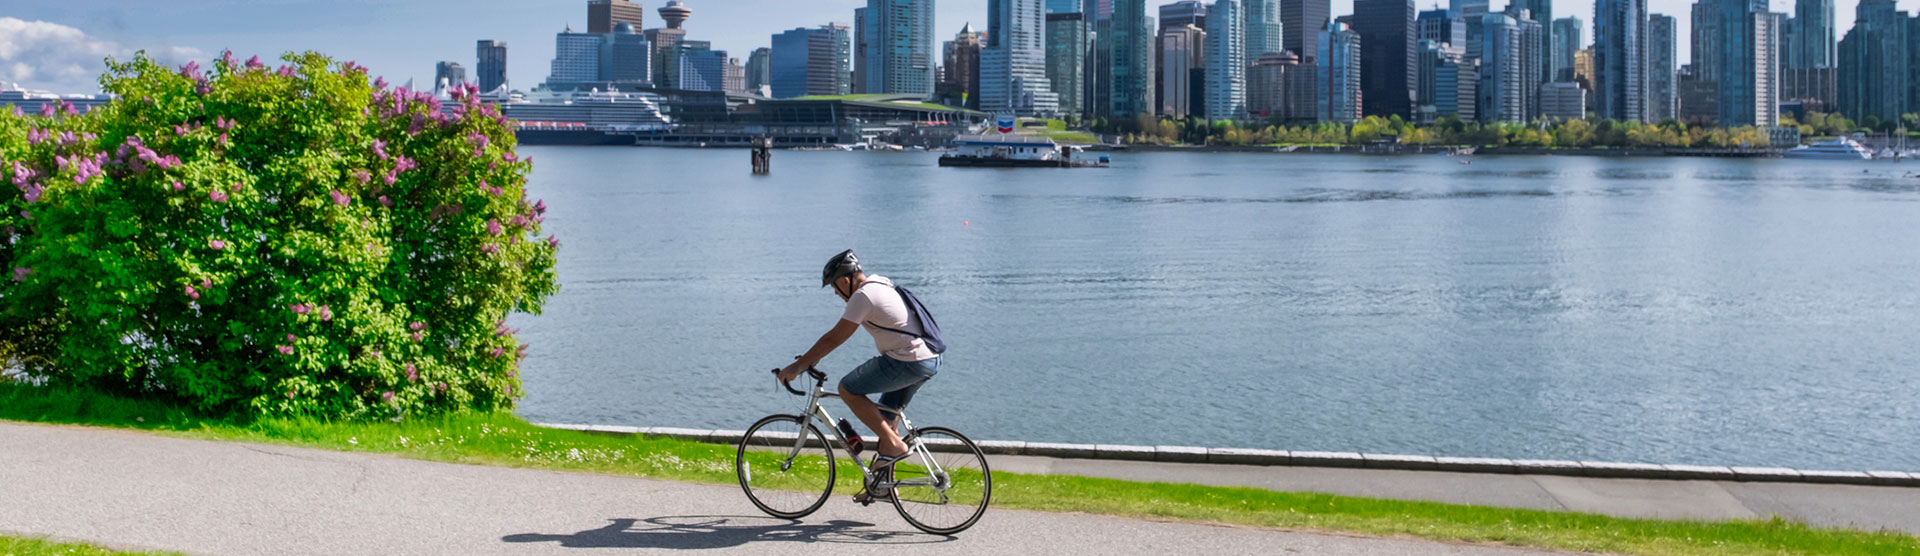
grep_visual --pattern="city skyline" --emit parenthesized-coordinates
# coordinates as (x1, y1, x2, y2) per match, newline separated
(3, 0, 1907, 95)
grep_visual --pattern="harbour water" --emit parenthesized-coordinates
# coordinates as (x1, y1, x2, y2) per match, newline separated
(512, 147, 1920, 470)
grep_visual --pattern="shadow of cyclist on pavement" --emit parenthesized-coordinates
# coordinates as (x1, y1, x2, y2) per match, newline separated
(501, 515, 954, 549)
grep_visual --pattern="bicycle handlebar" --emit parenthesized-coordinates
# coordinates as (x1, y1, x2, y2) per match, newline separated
(772, 363, 826, 396)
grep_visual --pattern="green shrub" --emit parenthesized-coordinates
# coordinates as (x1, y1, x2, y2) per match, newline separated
(0, 52, 558, 419)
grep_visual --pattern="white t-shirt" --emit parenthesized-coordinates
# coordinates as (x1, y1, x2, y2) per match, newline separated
(840, 275, 938, 362)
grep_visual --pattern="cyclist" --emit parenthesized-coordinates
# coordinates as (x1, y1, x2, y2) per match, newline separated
(778, 249, 941, 499)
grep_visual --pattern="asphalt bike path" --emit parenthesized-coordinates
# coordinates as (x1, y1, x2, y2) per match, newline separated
(0, 422, 1562, 556)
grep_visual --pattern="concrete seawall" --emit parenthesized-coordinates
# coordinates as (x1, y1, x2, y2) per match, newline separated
(535, 423, 1919, 488)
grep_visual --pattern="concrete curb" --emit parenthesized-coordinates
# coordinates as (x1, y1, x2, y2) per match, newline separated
(533, 422, 1920, 488)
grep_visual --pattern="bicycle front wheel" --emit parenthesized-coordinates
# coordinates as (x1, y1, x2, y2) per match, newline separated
(889, 426, 992, 535)
(736, 414, 837, 519)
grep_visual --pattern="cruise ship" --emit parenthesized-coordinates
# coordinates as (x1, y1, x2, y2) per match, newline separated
(498, 89, 672, 145)
(1784, 137, 1873, 160)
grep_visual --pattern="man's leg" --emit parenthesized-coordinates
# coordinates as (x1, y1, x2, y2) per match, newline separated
(839, 383, 907, 457)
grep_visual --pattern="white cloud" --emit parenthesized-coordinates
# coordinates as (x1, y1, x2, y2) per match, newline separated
(0, 17, 206, 94)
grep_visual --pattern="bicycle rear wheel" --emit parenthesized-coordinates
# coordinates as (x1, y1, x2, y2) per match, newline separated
(736, 414, 836, 519)
(889, 426, 992, 535)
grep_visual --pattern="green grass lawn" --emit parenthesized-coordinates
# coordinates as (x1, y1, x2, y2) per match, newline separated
(3, 383, 1917, 556)
(0, 536, 178, 556)
(1025, 130, 1100, 144)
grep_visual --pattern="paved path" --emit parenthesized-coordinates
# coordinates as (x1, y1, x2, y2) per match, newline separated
(0, 423, 1558, 556)
(991, 453, 1920, 534)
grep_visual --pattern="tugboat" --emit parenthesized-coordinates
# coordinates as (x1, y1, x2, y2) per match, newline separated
(937, 134, 1109, 168)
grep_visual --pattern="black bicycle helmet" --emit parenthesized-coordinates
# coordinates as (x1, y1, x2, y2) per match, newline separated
(821, 249, 861, 287)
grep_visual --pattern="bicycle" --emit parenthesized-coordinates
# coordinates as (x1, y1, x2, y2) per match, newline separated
(735, 366, 992, 535)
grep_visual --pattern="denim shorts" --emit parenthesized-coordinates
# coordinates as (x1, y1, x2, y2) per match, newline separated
(840, 355, 940, 416)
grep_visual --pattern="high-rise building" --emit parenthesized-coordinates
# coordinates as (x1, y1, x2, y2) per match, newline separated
(678, 48, 728, 92)
(1783, 0, 1836, 108)
(1418, 9, 1466, 52)
(1646, 14, 1677, 121)
(1695, 0, 1779, 126)
(771, 24, 853, 98)
(1550, 17, 1582, 81)
(984, 0, 1061, 115)
(604, 25, 652, 84)
(588, 0, 647, 34)
(1355, 0, 1416, 117)
(1245, 0, 1285, 57)
(857, 0, 937, 96)
(1282, 0, 1331, 62)
(1205, 0, 1245, 120)
(435, 61, 466, 89)
(1250, 50, 1302, 119)
(1676, 64, 1720, 123)
(1047, 12, 1090, 116)
(1539, 80, 1586, 119)
(723, 57, 746, 94)
(1478, 13, 1537, 121)
(1162, 24, 1206, 117)
(476, 40, 508, 92)
(1452, 0, 1490, 16)
(1837, 0, 1910, 123)
(746, 48, 772, 95)
(549, 27, 605, 85)
(1593, 0, 1646, 121)
(1317, 19, 1363, 122)
(1431, 49, 1479, 121)
(643, 1, 693, 88)
(941, 23, 987, 108)
(1160, 0, 1209, 31)
(1048, 0, 1082, 13)
(1517, 0, 1551, 91)
(854, 7, 870, 93)
(1103, 0, 1154, 118)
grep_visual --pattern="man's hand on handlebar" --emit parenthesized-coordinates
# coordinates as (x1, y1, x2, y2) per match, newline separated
(776, 362, 807, 383)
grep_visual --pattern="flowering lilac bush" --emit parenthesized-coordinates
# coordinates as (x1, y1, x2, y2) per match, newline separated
(0, 52, 557, 418)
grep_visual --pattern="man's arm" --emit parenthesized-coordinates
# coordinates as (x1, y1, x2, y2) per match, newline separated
(780, 319, 861, 381)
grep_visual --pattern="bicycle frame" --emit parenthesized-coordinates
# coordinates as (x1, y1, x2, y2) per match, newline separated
(780, 377, 951, 496)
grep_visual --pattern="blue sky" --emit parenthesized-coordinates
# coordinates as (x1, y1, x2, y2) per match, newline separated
(0, 0, 1887, 94)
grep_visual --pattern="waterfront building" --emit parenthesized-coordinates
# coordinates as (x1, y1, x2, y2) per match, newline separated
(1783, 0, 1836, 110)
(856, 0, 937, 97)
(1205, 0, 1245, 120)
(1550, 17, 1582, 81)
(1162, 24, 1206, 117)
(1434, 54, 1479, 121)
(984, 0, 1062, 115)
(1249, 50, 1303, 119)
(1317, 19, 1363, 122)
(1047, 13, 1090, 116)
(1646, 14, 1677, 121)
(1414, 39, 1442, 120)
(746, 48, 772, 95)
(1355, 0, 1417, 118)
(1593, 0, 1646, 121)
(588, 0, 647, 34)
(1103, 0, 1154, 118)
(1837, 0, 1910, 123)
(1538, 80, 1586, 119)
(644, 1, 693, 88)
(1419, 9, 1466, 53)
(435, 61, 467, 89)
(1477, 13, 1528, 122)
(772, 24, 853, 98)
(1160, 0, 1208, 31)
(1282, 0, 1331, 62)
(940, 23, 987, 109)
(1245, 0, 1285, 57)
(723, 57, 746, 94)
(1694, 0, 1779, 127)
(1676, 64, 1720, 124)
(605, 25, 652, 85)
(477, 40, 509, 93)
(677, 48, 728, 92)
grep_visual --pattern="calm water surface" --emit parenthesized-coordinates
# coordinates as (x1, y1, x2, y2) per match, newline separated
(511, 147, 1920, 470)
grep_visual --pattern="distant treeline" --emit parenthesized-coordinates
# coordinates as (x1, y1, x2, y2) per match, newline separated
(1083, 111, 1889, 149)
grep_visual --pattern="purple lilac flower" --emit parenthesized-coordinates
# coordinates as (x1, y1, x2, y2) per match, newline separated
(374, 76, 388, 90)
(209, 190, 227, 202)
(436, 382, 449, 393)
(409, 332, 423, 343)
(277, 65, 297, 77)
(185, 285, 199, 299)
(61, 101, 77, 116)
(480, 244, 499, 255)
(287, 334, 297, 343)
(209, 239, 225, 250)
(382, 391, 395, 402)
(378, 195, 391, 208)
(353, 170, 371, 184)
(175, 124, 191, 136)
(172, 181, 185, 192)
(246, 55, 264, 69)
(318, 306, 332, 321)
(201, 278, 212, 289)
(278, 345, 295, 355)
(372, 139, 388, 160)
(216, 116, 235, 131)
(490, 347, 505, 358)
(39, 103, 55, 117)
(220, 51, 239, 69)
(409, 321, 425, 331)
(546, 236, 560, 248)
(179, 61, 201, 79)
(11, 267, 29, 281)
(196, 85, 211, 95)
(9, 105, 19, 117)
(486, 219, 502, 235)
(405, 363, 419, 381)
(58, 131, 76, 145)
(291, 304, 310, 315)
(22, 186, 42, 204)
(330, 190, 349, 206)
(534, 199, 547, 214)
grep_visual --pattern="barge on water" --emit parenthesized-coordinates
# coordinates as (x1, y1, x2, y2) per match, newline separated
(937, 134, 1107, 168)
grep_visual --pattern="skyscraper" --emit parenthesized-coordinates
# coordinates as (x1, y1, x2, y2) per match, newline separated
(678, 49, 727, 92)
(588, 0, 647, 33)
(1783, 0, 1836, 108)
(858, 0, 937, 96)
(1250, 51, 1302, 119)
(983, 0, 1061, 115)
(476, 40, 508, 92)
(1695, 0, 1778, 126)
(1355, 0, 1416, 117)
(1205, 0, 1245, 120)
(1317, 19, 1362, 122)
(1159, 0, 1208, 31)
(1245, 0, 1285, 57)
(1418, 9, 1466, 52)
(854, 7, 871, 93)
(1282, 0, 1331, 61)
(643, 1, 693, 88)
(1452, 0, 1490, 16)
(1104, 0, 1154, 118)
(1478, 13, 1534, 121)
(940, 23, 987, 109)
(1047, 12, 1090, 116)
(771, 24, 853, 98)
(1593, 0, 1646, 121)
(1550, 17, 1582, 81)
(1518, 0, 1552, 91)
(745, 47, 772, 95)
(1646, 14, 1677, 121)
(1837, 0, 1909, 123)
(1162, 24, 1205, 117)
(435, 61, 467, 89)
(549, 28, 604, 85)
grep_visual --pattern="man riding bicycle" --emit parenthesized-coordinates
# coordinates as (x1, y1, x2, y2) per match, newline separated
(777, 250, 942, 499)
